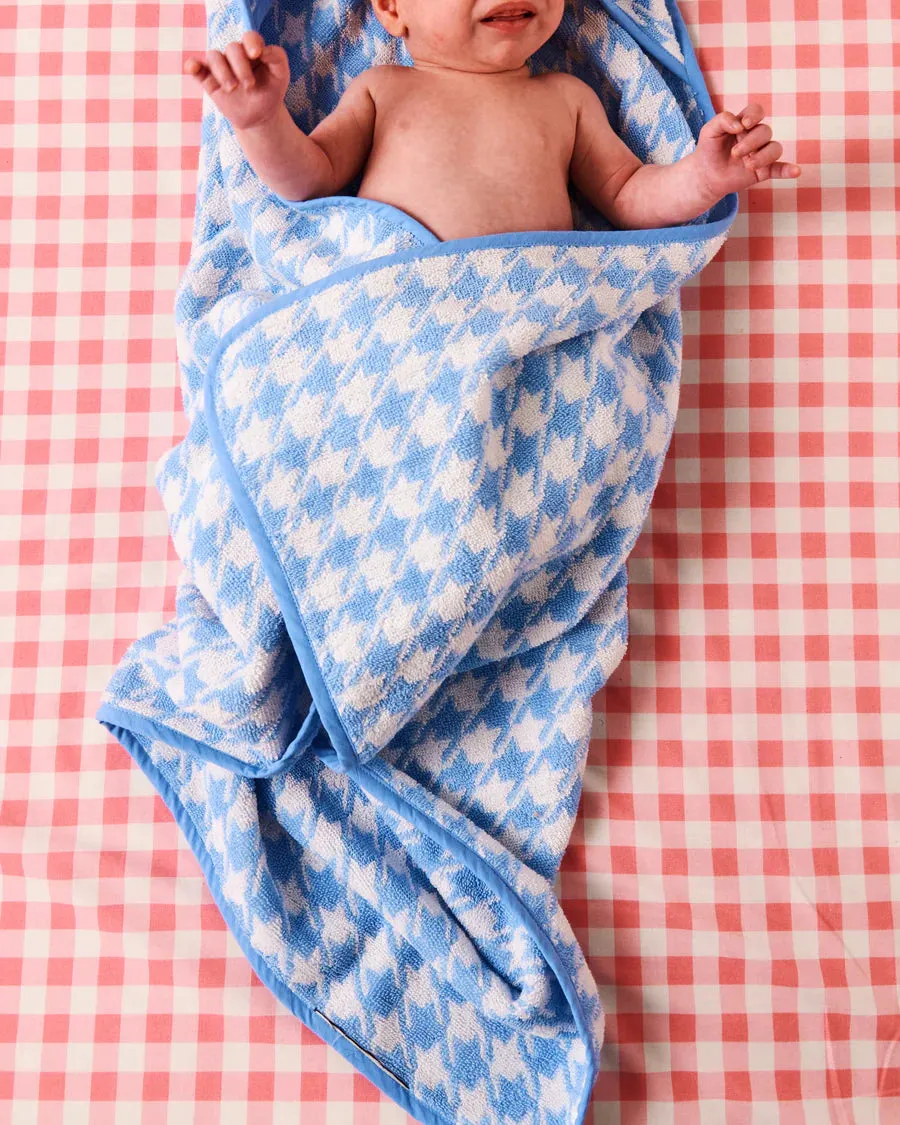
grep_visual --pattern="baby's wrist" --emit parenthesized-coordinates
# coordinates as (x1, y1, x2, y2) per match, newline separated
(682, 149, 722, 208)
(233, 101, 288, 140)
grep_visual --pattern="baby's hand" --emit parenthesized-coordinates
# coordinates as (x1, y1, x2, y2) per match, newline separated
(184, 31, 290, 132)
(694, 103, 801, 198)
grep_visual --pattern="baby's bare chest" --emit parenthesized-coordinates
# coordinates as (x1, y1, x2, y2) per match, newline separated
(357, 72, 578, 240)
(369, 78, 575, 182)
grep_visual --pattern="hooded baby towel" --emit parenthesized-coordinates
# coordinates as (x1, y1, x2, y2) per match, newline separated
(96, 2, 737, 1121)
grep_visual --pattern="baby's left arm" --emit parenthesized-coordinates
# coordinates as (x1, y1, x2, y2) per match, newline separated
(563, 76, 801, 230)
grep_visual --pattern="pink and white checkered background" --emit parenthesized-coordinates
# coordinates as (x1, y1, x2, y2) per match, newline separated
(1, 1, 898, 1122)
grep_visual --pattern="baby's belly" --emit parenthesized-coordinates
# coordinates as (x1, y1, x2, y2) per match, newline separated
(355, 167, 575, 243)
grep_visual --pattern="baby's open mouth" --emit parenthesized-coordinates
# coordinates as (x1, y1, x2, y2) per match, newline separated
(482, 7, 536, 23)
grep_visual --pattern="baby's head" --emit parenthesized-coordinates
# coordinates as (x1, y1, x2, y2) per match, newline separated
(371, 0, 564, 74)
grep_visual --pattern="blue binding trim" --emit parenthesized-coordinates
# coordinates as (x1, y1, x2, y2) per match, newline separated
(665, 0, 718, 120)
(271, 193, 737, 250)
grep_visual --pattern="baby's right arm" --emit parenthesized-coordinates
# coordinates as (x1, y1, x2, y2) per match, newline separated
(184, 31, 376, 202)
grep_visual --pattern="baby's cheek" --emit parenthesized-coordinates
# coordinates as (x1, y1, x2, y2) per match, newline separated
(423, 16, 451, 50)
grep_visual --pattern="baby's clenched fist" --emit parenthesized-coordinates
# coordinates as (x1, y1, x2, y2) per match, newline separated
(184, 30, 290, 133)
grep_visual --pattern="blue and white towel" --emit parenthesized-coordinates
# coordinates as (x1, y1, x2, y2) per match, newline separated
(96, 2, 736, 1121)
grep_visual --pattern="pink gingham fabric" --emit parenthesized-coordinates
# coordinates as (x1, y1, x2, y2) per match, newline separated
(1, 1, 897, 1122)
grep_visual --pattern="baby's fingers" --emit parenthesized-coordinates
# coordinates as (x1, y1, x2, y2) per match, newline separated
(767, 161, 802, 179)
(745, 140, 785, 180)
(183, 56, 226, 95)
(736, 102, 766, 130)
(183, 56, 207, 80)
(242, 31, 265, 59)
(258, 43, 290, 83)
(731, 122, 772, 157)
(225, 41, 255, 88)
(202, 49, 239, 93)
(700, 110, 745, 140)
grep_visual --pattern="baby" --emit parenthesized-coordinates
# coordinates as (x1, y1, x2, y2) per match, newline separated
(184, 0, 801, 242)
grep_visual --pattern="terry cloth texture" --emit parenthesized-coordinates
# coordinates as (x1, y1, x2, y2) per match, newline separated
(96, 2, 737, 1122)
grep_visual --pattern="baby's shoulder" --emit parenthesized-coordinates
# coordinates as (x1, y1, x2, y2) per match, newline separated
(346, 63, 414, 107)
(339, 63, 408, 97)
(364, 63, 416, 88)
(535, 70, 596, 110)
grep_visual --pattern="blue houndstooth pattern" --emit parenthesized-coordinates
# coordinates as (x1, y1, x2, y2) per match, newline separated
(96, 3, 736, 1122)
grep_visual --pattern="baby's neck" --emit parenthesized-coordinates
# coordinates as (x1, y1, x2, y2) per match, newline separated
(409, 58, 531, 82)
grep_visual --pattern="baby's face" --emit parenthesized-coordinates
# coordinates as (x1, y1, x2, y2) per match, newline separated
(374, 1, 565, 73)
